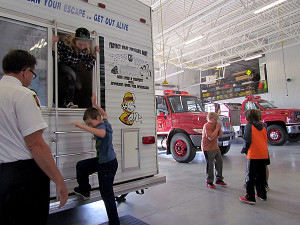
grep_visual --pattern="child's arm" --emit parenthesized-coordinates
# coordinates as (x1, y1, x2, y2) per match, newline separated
(207, 123, 222, 140)
(218, 126, 223, 137)
(71, 122, 106, 138)
(241, 124, 252, 154)
(91, 93, 108, 120)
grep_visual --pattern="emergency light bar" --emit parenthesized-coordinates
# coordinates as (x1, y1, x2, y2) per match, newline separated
(163, 90, 189, 95)
(245, 95, 261, 99)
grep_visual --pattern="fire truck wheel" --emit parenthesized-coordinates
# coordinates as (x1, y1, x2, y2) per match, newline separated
(267, 125, 288, 146)
(170, 133, 196, 163)
(219, 145, 230, 155)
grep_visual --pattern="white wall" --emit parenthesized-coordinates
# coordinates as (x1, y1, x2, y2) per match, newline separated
(265, 44, 300, 108)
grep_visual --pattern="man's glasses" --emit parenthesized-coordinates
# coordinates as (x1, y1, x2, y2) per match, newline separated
(29, 69, 37, 80)
(21, 68, 37, 80)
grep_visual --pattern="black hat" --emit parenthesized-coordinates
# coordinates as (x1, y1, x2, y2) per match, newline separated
(75, 28, 91, 41)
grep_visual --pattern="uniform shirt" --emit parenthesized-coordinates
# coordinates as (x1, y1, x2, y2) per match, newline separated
(201, 121, 220, 151)
(94, 119, 116, 164)
(0, 76, 48, 163)
(57, 40, 96, 71)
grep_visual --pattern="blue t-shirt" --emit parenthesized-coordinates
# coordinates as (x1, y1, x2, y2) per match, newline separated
(94, 119, 116, 164)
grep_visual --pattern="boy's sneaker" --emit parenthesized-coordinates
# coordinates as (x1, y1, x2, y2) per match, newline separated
(206, 183, 216, 189)
(74, 187, 90, 200)
(216, 180, 227, 186)
(66, 102, 78, 108)
(255, 194, 267, 201)
(239, 197, 255, 205)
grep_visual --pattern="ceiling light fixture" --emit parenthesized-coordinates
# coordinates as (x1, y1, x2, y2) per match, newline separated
(216, 63, 230, 69)
(155, 70, 184, 81)
(254, 0, 286, 14)
(244, 54, 263, 61)
(185, 35, 204, 45)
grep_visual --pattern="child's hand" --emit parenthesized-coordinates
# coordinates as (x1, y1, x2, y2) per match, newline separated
(94, 46, 100, 53)
(53, 35, 59, 43)
(91, 93, 97, 107)
(71, 122, 83, 128)
(216, 122, 222, 130)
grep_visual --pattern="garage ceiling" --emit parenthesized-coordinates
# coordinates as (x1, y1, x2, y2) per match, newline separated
(138, 0, 300, 71)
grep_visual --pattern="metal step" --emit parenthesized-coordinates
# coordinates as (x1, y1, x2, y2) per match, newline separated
(49, 175, 166, 213)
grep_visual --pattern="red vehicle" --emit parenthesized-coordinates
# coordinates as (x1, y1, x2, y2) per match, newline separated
(156, 90, 235, 163)
(239, 95, 300, 145)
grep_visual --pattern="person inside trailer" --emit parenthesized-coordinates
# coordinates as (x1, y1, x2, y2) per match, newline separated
(53, 27, 99, 108)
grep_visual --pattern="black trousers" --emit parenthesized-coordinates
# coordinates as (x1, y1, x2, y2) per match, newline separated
(76, 157, 120, 225)
(245, 159, 267, 201)
(0, 159, 50, 225)
(58, 63, 77, 107)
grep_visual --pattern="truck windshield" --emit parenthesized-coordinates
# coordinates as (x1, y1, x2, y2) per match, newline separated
(258, 101, 277, 109)
(168, 96, 203, 113)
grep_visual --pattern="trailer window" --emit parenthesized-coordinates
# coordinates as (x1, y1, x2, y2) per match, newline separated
(54, 32, 92, 108)
(0, 17, 48, 106)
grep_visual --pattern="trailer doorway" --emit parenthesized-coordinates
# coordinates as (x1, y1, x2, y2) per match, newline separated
(53, 30, 102, 108)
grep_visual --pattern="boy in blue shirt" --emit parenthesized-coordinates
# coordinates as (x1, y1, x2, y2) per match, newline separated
(72, 93, 119, 225)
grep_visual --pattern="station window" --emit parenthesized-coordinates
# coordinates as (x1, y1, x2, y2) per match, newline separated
(0, 17, 48, 106)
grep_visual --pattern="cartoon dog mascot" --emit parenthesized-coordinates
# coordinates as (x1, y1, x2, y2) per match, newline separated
(119, 92, 142, 125)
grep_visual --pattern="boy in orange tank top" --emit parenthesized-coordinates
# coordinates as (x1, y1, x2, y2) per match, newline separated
(239, 109, 270, 205)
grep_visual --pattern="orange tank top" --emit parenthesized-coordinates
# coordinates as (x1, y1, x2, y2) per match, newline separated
(247, 125, 269, 159)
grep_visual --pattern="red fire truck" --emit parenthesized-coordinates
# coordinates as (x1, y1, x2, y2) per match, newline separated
(210, 95, 300, 146)
(156, 90, 235, 163)
(239, 95, 300, 145)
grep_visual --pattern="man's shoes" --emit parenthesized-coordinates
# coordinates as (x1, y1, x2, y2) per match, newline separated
(239, 197, 255, 205)
(255, 194, 267, 201)
(74, 187, 90, 200)
(65, 102, 78, 108)
(206, 183, 216, 189)
(216, 180, 227, 186)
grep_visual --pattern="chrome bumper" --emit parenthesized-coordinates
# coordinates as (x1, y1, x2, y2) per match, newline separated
(218, 132, 235, 146)
(286, 124, 300, 134)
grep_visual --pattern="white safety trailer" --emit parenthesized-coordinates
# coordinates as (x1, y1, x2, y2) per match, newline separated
(0, 0, 165, 212)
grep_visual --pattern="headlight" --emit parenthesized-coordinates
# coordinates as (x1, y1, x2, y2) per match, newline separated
(193, 129, 203, 134)
(287, 117, 295, 123)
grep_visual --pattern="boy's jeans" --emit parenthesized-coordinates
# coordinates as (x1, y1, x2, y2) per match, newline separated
(76, 157, 120, 225)
(245, 159, 267, 201)
(203, 149, 224, 184)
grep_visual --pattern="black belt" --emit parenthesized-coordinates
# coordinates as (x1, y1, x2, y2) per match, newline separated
(0, 159, 37, 170)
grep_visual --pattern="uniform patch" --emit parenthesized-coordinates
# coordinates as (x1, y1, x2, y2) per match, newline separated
(33, 94, 41, 109)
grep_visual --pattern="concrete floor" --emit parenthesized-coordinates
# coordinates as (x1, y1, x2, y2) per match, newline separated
(48, 138, 300, 225)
